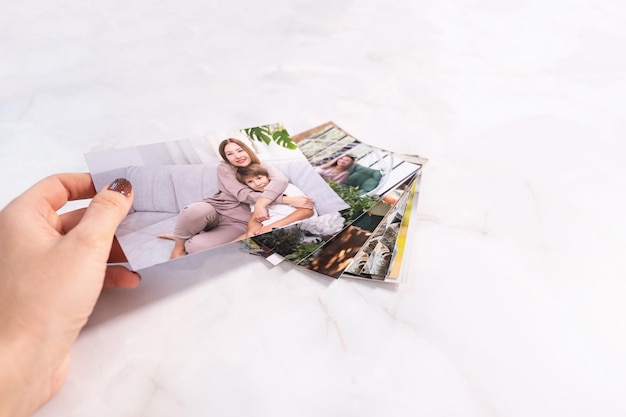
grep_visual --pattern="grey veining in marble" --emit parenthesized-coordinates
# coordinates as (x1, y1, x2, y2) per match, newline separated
(2, 0, 626, 416)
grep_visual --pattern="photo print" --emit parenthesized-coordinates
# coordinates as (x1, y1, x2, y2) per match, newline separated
(382, 173, 422, 281)
(247, 121, 425, 278)
(85, 123, 348, 271)
(341, 172, 421, 282)
(297, 173, 420, 280)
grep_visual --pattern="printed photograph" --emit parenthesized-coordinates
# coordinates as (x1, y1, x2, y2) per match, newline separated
(383, 174, 421, 281)
(341, 174, 419, 281)
(299, 174, 418, 279)
(248, 122, 424, 270)
(85, 123, 348, 271)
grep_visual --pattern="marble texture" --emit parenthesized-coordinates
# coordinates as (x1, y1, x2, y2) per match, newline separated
(2, 0, 626, 416)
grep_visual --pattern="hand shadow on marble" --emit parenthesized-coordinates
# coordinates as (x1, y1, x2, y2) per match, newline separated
(84, 242, 337, 329)
(85, 243, 243, 328)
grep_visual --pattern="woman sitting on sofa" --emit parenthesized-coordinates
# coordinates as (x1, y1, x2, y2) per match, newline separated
(158, 138, 314, 259)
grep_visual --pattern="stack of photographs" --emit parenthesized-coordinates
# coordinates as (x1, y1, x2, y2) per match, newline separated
(86, 121, 427, 284)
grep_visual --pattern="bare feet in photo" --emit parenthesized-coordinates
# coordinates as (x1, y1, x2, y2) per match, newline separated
(169, 240, 186, 259)
(157, 233, 176, 240)
(157, 233, 186, 259)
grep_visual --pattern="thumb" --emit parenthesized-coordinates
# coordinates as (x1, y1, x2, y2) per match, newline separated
(67, 178, 134, 257)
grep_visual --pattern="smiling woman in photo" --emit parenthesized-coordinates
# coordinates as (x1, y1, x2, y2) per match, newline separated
(315, 154, 356, 185)
(158, 138, 314, 258)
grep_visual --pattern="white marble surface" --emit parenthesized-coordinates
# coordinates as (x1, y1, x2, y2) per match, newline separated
(2, 0, 626, 416)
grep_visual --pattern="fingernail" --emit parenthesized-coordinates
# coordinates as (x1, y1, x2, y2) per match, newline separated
(108, 178, 132, 196)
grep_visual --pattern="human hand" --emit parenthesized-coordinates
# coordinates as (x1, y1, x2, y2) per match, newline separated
(245, 228, 260, 238)
(0, 173, 139, 417)
(283, 195, 314, 210)
(253, 225, 274, 236)
(253, 198, 271, 222)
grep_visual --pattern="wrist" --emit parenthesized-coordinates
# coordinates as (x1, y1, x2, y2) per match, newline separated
(0, 334, 40, 417)
(255, 197, 272, 208)
(0, 322, 68, 417)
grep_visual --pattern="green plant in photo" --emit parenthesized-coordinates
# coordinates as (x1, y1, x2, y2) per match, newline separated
(252, 226, 304, 256)
(244, 126, 273, 144)
(286, 240, 324, 265)
(243, 124, 297, 150)
(327, 181, 380, 223)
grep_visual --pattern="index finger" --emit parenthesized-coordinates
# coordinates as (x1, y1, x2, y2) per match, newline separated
(16, 173, 97, 212)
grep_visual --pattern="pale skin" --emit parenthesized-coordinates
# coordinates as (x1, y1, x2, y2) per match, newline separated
(234, 173, 314, 240)
(0, 173, 140, 417)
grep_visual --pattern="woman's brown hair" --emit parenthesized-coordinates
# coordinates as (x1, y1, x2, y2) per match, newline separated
(218, 138, 261, 165)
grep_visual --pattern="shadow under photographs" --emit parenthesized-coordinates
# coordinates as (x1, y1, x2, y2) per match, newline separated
(342, 274, 403, 294)
(283, 254, 403, 294)
(83, 242, 256, 329)
(83, 242, 341, 329)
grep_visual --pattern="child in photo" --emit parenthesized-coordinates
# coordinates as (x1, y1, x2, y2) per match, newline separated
(235, 163, 316, 238)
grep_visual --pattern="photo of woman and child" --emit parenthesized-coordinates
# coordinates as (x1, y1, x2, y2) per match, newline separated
(85, 129, 348, 270)
(233, 163, 317, 241)
(157, 138, 315, 259)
